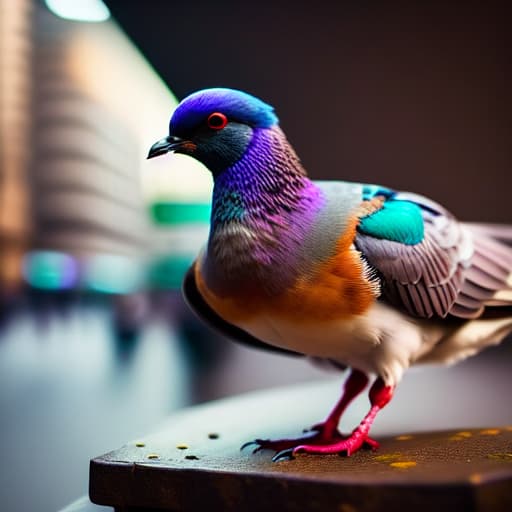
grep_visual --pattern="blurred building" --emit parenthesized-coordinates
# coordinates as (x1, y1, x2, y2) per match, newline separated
(0, 0, 32, 297)
(1, 0, 213, 308)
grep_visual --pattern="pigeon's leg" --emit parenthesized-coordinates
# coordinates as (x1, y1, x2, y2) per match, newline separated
(310, 368, 369, 438)
(273, 377, 394, 461)
(241, 369, 369, 454)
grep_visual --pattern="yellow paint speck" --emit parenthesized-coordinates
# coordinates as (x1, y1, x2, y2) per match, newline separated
(147, 453, 159, 459)
(449, 431, 474, 441)
(395, 435, 413, 441)
(374, 453, 402, 462)
(176, 444, 189, 450)
(487, 453, 512, 461)
(390, 461, 417, 469)
(135, 441, 145, 447)
(480, 429, 500, 436)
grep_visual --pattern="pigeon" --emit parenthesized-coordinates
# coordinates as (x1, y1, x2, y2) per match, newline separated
(148, 88, 512, 460)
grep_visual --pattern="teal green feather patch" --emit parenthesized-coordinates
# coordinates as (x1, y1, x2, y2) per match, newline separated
(358, 200, 424, 245)
(212, 189, 245, 223)
(362, 183, 394, 200)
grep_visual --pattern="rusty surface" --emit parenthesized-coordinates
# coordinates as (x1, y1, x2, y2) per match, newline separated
(90, 382, 512, 511)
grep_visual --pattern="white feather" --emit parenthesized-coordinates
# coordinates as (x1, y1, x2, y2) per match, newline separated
(419, 316, 512, 366)
(236, 301, 512, 388)
(493, 288, 512, 303)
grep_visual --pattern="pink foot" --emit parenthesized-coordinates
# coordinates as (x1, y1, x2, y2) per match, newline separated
(241, 423, 344, 454)
(271, 378, 393, 461)
(242, 370, 370, 458)
(241, 425, 378, 461)
(273, 430, 379, 461)
(242, 374, 393, 463)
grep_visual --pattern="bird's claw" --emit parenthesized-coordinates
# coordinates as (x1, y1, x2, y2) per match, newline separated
(240, 439, 261, 451)
(241, 427, 378, 460)
(240, 440, 255, 451)
(240, 439, 267, 453)
(272, 448, 296, 462)
(248, 432, 379, 460)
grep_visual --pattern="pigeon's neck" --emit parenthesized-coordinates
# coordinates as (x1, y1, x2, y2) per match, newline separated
(205, 127, 323, 296)
(210, 126, 309, 224)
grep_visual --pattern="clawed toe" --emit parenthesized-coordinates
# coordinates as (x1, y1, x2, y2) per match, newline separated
(249, 432, 379, 460)
(240, 431, 321, 454)
(240, 422, 380, 460)
(240, 439, 267, 453)
(240, 440, 255, 451)
(240, 372, 391, 461)
(272, 448, 296, 462)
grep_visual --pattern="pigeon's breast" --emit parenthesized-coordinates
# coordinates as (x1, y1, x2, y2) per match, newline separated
(195, 216, 379, 327)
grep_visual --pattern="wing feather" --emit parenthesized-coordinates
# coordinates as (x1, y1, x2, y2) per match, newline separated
(355, 191, 512, 320)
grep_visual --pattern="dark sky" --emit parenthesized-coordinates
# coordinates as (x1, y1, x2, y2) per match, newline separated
(104, 1, 511, 222)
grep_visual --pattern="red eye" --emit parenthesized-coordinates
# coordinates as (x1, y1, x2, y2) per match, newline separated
(207, 112, 228, 130)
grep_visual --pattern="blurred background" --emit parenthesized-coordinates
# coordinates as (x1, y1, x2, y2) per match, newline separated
(0, 1, 510, 511)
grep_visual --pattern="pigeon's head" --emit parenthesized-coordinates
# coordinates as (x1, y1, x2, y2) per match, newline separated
(147, 88, 278, 175)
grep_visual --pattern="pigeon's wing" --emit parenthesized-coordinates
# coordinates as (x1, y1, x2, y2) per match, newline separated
(355, 190, 512, 319)
(182, 263, 301, 356)
(460, 223, 512, 313)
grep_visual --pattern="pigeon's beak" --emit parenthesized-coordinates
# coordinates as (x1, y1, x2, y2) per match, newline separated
(147, 135, 192, 159)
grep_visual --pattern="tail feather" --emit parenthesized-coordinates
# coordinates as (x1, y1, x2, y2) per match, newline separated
(491, 289, 512, 304)
(463, 222, 512, 245)
(453, 223, 512, 317)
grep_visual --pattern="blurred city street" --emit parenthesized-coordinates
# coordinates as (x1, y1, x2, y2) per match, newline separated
(0, 1, 510, 511)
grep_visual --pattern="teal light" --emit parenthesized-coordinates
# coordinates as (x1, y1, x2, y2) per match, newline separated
(45, 0, 110, 22)
(84, 255, 144, 294)
(149, 256, 194, 290)
(22, 251, 78, 290)
(149, 202, 211, 225)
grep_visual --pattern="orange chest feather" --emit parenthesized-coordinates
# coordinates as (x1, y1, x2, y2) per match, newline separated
(196, 219, 378, 325)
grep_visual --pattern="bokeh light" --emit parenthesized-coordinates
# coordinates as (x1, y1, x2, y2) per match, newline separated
(45, 0, 110, 22)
